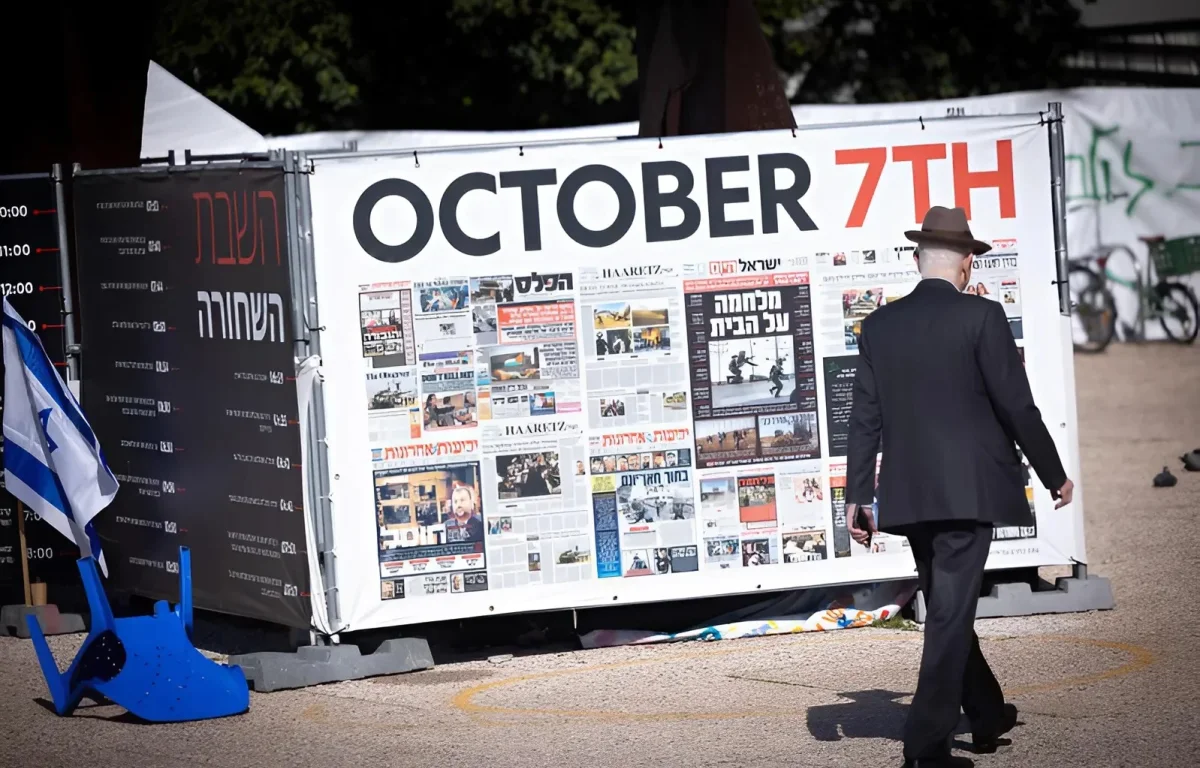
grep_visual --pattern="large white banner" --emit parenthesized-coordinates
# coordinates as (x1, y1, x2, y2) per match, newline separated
(307, 115, 1085, 631)
(283, 87, 1200, 343)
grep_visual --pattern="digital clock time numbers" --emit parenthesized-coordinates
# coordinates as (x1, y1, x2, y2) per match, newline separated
(0, 282, 35, 296)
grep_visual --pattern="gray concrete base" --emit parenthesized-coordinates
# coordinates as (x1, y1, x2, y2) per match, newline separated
(0, 604, 87, 637)
(228, 638, 434, 693)
(913, 574, 1116, 623)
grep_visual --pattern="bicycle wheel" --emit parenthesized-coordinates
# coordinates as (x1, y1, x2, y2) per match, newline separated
(1156, 281, 1200, 344)
(1069, 265, 1117, 352)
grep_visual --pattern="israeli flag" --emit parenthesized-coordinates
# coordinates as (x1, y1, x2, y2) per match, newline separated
(2, 297, 118, 575)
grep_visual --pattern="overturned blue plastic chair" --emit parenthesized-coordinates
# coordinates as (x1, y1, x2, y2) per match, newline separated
(26, 546, 250, 722)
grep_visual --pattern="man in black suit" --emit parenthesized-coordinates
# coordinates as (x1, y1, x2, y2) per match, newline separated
(845, 206, 1074, 768)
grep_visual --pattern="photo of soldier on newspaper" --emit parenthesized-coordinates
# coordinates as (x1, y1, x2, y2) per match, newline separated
(685, 275, 820, 462)
(588, 299, 672, 357)
(707, 336, 794, 407)
(758, 412, 820, 457)
(496, 451, 562, 499)
(694, 416, 758, 467)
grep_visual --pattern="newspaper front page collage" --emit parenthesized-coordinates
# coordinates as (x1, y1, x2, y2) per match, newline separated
(359, 238, 1034, 603)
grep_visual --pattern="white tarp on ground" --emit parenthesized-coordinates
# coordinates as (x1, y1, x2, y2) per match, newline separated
(270, 87, 1200, 341)
(141, 61, 269, 161)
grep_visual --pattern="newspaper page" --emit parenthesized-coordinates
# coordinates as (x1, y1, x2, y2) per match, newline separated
(697, 457, 830, 569)
(827, 458, 909, 558)
(813, 248, 890, 269)
(970, 238, 1024, 340)
(359, 282, 422, 445)
(419, 347, 479, 433)
(993, 447, 1037, 541)
(588, 428, 699, 578)
(818, 267, 920, 457)
(480, 421, 593, 588)
(414, 278, 473, 344)
(682, 267, 820, 469)
(472, 270, 582, 422)
(578, 264, 691, 430)
(371, 439, 488, 602)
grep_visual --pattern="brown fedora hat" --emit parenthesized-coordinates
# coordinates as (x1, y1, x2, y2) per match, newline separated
(904, 206, 992, 255)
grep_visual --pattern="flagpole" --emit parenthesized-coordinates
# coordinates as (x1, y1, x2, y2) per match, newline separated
(16, 501, 32, 607)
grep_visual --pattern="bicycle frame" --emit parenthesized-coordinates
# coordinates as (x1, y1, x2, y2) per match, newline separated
(1067, 194, 1158, 341)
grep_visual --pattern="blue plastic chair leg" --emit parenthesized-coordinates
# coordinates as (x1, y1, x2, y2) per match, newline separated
(25, 614, 77, 715)
(159, 546, 194, 636)
(178, 546, 193, 639)
(78, 555, 116, 633)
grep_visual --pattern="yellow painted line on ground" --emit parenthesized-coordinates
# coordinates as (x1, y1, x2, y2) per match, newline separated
(1001, 636, 1156, 696)
(449, 634, 1156, 723)
(450, 645, 762, 722)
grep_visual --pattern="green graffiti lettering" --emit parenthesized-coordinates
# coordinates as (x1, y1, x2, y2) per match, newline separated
(1121, 140, 1154, 216)
(1066, 125, 1119, 203)
(1172, 140, 1200, 194)
(1090, 126, 1120, 203)
(1064, 123, 1199, 216)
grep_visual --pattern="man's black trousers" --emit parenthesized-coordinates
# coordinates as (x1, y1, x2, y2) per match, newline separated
(898, 521, 1007, 760)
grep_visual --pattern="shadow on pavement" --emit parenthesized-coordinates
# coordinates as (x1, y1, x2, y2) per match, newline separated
(806, 688, 910, 742)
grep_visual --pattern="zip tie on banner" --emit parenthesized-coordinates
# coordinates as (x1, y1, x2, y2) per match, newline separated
(658, 137, 663, 149)
(413, 150, 419, 168)
(791, 127, 796, 138)
(918, 116, 925, 130)
(519, 146, 524, 157)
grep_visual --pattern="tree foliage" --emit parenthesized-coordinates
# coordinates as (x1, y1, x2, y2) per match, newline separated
(152, 0, 1085, 135)
(154, 0, 362, 134)
(449, 0, 638, 109)
(787, 0, 1086, 104)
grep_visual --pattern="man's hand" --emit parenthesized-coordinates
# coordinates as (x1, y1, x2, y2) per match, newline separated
(1054, 479, 1074, 509)
(846, 502, 877, 546)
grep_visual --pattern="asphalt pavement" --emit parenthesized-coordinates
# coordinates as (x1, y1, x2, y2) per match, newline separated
(2, 342, 1198, 768)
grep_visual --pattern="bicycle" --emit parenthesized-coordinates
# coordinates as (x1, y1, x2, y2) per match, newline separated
(1065, 196, 1123, 353)
(1066, 195, 1200, 349)
(1086, 235, 1200, 345)
(1067, 251, 1118, 353)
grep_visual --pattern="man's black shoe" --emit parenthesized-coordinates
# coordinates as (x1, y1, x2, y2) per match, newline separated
(972, 703, 1019, 753)
(901, 756, 975, 768)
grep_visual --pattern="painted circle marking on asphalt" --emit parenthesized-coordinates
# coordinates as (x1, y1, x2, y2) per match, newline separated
(449, 634, 1156, 722)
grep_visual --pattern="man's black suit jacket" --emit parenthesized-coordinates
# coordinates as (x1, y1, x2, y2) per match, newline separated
(845, 278, 1067, 532)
